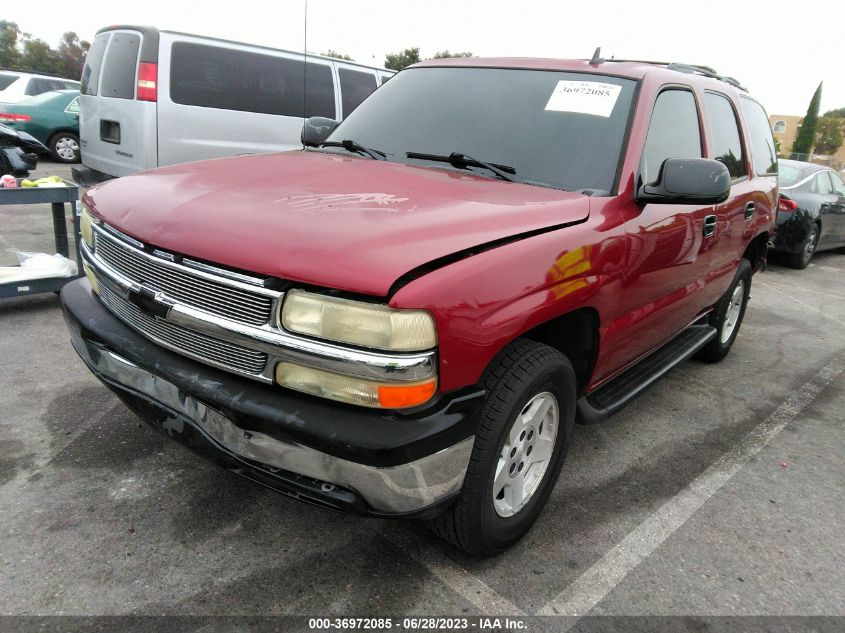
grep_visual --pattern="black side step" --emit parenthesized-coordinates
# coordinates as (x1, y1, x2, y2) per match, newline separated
(577, 324, 717, 425)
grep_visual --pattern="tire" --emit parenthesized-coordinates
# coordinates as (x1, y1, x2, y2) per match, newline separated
(427, 339, 576, 556)
(49, 132, 80, 163)
(696, 258, 752, 363)
(785, 224, 819, 270)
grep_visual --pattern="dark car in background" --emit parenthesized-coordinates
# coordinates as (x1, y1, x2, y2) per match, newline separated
(0, 90, 80, 163)
(774, 159, 845, 268)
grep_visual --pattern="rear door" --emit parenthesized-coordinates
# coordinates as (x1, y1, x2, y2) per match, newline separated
(811, 171, 842, 248)
(79, 28, 157, 177)
(157, 34, 336, 166)
(828, 171, 845, 244)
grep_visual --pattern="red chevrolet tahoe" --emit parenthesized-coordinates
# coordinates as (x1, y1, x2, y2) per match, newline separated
(62, 56, 777, 556)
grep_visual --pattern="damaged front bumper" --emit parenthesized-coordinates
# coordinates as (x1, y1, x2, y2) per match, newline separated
(61, 278, 482, 517)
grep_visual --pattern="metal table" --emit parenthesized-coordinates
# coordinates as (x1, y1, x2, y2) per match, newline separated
(0, 179, 82, 299)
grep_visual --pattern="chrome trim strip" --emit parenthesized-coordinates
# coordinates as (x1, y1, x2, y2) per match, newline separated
(182, 257, 269, 287)
(70, 338, 472, 513)
(83, 242, 436, 383)
(91, 223, 280, 298)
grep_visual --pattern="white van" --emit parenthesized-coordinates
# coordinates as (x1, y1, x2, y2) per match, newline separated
(73, 26, 393, 185)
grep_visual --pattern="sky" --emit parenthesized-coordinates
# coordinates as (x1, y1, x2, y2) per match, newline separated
(4, 0, 843, 116)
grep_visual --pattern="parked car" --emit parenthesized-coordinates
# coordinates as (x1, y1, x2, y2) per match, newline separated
(72, 26, 394, 186)
(0, 70, 80, 105)
(0, 90, 80, 163)
(0, 122, 47, 176)
(773, 159, 845, 268)
(61, 57, 776, 556)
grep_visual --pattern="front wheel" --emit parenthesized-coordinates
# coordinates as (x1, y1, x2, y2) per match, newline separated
(696, 258, 752, 363)
(427, 339, 576, 556)
(49, 132, 80, 163)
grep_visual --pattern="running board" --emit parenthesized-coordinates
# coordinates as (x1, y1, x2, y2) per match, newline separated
(576, 325, 717, 425)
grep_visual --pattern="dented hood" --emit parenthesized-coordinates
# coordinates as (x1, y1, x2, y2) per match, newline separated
(85, 151, 590, 296)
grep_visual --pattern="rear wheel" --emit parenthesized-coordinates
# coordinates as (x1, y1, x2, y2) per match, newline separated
(785, 225, 819, 269)
(427, 339, 576, 556)
(696, 259, 752, 363)
(49, 132, 80, 163)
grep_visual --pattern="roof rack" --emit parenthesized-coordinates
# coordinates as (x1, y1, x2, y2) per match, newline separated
(589, 51, 747, 92)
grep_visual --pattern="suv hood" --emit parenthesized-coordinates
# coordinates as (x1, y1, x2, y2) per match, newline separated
(85, 151, 590, 297)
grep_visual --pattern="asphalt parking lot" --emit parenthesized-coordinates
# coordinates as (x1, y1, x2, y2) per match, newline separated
(1, 160, 844, 629)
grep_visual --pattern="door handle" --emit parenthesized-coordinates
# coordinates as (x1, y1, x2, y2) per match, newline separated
(744, 202, 755, 220)
(703, 215, 717, 238)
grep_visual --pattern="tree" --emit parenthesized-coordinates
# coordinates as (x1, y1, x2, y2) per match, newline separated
(792, 82, 822, 156)
(56, 32, 90, 80)
(322, 50, 353, 61)
(814, 117, 844, 156)
(823, 107, 845, 118)
(432, 50, 473, 59)
(0, 21, 21, 68)
(20, 36, 61, 75)
(384, 47, 420, 71)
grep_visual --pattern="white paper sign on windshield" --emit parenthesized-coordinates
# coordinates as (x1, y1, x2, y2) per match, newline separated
(544, 81, 622, 117)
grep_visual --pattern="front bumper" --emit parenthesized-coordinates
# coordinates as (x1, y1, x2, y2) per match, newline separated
(61, 278, 483, 517)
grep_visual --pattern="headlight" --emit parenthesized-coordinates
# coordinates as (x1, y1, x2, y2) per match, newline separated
(275, 362, 437, 409)
(79, 204, 97, 248)
(281, 290, 437, 352)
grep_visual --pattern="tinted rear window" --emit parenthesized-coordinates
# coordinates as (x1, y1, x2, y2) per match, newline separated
(100, 33, 141, 99)
(740, 97, 778, 176)
(170, 42, 336, 118)
(0, 74, 19, 90)
(339, 68, 377, 117)
(777, 163, 807, 187)
(81, 33, 110, 96)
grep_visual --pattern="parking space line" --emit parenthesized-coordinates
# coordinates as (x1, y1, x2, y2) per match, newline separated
(758, 281, 845, 328)
(538, 356, 845, 618)
(383, 529, 525, 615)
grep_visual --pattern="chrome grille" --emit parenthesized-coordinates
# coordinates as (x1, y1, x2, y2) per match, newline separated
(94, 229, 274, 326)
(98, 281, 268, 376)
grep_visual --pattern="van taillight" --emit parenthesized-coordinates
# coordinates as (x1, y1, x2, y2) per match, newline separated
(778, 197, 798, 213)
(137, 62, 158, 102)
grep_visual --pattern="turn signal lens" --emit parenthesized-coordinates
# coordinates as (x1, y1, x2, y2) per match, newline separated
(79, 205, 96, 248)
(281, 290, 436, 352)
(82, 260, 100, 295)
(275, 362, 437, 409)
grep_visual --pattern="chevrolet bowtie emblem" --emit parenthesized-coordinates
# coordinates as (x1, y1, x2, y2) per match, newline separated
(126, 285, 172, 319)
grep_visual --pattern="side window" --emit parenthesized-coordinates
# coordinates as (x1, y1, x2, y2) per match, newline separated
(830, 172, 845, 196)
(740, 97, 778, 175)
(25, 79, 50, 96)
(339, 68, 377, 118)
(810, 172, 834, 195)
(81, 33, 110, 96)
(170, 43, 336, 119)
(65, 97, 80, 113)
(704, 93, 746, 179)
(642, 89, 702, 184)
(99, 33, 141, 99)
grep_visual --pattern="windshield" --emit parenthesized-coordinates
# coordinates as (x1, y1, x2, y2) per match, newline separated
(324, 67, 636, 193)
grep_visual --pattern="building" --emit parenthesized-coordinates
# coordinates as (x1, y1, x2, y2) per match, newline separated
(769, 114, 845, 169)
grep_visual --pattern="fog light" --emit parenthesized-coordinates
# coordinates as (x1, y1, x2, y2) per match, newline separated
(82, 260, 100, 294)
(275, 362, 436, 409)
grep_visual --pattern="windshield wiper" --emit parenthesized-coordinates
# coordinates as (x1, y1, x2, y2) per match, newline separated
(320, 139, 386, 160)
(406, 151, 519, 183)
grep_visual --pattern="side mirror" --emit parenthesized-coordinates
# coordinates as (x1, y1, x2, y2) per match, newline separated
(301, 117, 338, 147)
(637, 158, 731, 205)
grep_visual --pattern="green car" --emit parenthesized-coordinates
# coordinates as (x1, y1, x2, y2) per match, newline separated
(0, 90, 80, 163)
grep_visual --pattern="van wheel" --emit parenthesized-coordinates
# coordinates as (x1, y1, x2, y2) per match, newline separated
(427, 339, 576, 557)
(696, 259, 752, 363)
(49, 132, 80, 163)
